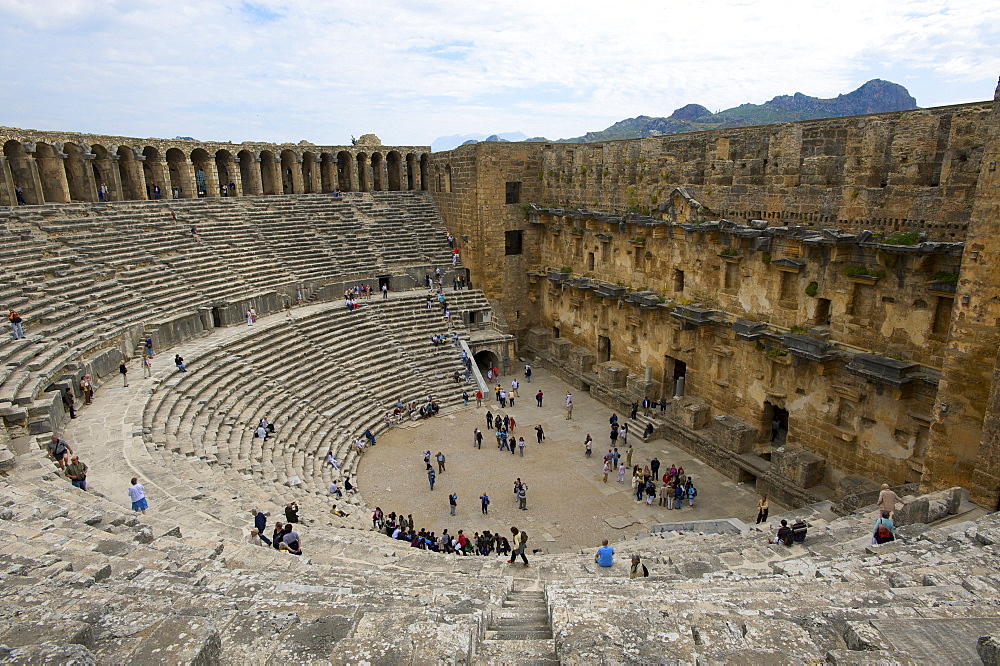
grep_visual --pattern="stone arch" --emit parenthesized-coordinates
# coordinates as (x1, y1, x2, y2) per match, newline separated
(371, 152, 384, 191)
(215, 149, 236, 196)
(320, 152, 334, 193)
(405, 153, 417, 190)
(337, 151, 353, 191)
(142, 146, 166, 199)
(302, 151, 317, 194)
(280, 149, 298, 194)
(238, 149, 262, 195)
(190, 148, 215, 197)
(387, 151, 402, 191)
(420, 153, 429, 191)
(116, 145, 145, 200)
(4, 139, 41, 204)
(91, 144, 118, 201)
(474, 350, 501, 376)
(166, 147, 191, 198)
(356, 152, 369, 192)
(63, 142, 95, 202)
(34, 142, 70, 203)
(259, 150, 278, 195)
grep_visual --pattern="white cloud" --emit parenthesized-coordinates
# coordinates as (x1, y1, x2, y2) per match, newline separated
(1, 0, 997, 146)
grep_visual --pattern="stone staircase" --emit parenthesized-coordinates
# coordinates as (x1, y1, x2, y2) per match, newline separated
(477, 587, 558, 665)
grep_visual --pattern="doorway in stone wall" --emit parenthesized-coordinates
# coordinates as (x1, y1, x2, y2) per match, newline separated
(664, 356, 686, 397)
(764, 401, 788, 445)
(598, 335, 611, 363)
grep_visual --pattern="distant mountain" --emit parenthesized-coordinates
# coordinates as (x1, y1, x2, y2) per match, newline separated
(432, 131, 528, 152)
(543, 79, 917, 143)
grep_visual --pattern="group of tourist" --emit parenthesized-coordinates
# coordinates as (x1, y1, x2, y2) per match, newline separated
(248, 502, 304, 555)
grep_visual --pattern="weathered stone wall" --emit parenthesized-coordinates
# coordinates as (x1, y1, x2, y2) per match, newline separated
(428, 89, 1000, 506)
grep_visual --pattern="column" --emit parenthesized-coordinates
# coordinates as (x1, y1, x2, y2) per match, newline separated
(106, 155, 125, 201)
(230, 156, 245, 196)
(36, 150, 71, 203)
(0, 156, 15, 206)
(201, 160, 220, 198)
(291, 156, 304, 194)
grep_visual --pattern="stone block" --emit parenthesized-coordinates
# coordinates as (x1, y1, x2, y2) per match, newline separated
(678, 402, 710, 430)
(128, 616, 221, 665)
(0, 643, 96, 665)
(979, 636, 1000, 666)
(549, 338, 572, 361)
(597, 362, 628, 388)
(711, 415, 757, 454)
(566, 347, 594, 375)
(771, 445, 826, 488)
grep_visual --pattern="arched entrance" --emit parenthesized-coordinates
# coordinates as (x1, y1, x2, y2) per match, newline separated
(91, 144, 117, 201)
(4, 140, 40, 204)
(165, 147, 189, 198)
(35, 142, 69, 203)
(259, 151, 278, 195)
(474, 350, 500, 377)
(216, 149, 235, 196)
(419, 153, 429, 191)
(320, 153, 334, 193)
(387, 151, 401, 191)
(371, 152, 384, 191)
(117, 145, 145, 200)
(405, 153, 417, 190)
(191, 148, 214, 197)
(142, 146, 166, 199)
(238, 150, 261, 195)
(280, 149, 298, 194)
(64, 142, 94, 202)
(302, 151, 317, 193)
(337, 151, 352, 191)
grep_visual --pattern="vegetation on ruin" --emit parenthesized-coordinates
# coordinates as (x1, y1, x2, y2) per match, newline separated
(881, 231, 922, 246)
(720, 247, 739, 257)
(790, 325, 808, 334)
(843, 265, 886, 279)
(767, 347, 789, 359)
(645, 250, 653, 258)
(930, 270, 959, 285)
(805, 281, 819, 297)
(632, 236, 645, 243)
(559, 266, 573, 273)
(761, 252, 771, 264)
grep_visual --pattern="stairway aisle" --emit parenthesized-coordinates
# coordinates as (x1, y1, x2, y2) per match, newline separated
(476, 586, 558, 665)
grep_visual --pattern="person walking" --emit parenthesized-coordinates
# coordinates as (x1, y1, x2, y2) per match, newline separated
(437, 452, 446, 472)
(535, 390, 543, 407)
(144, 336, 153, 358)
(128, 477, 148, 514)
(142, 354, 152, 378)
(603, 460, 611, 483)
(508, 526, 529, 566)
(585, 434, 592, 458)
(877, 484, 904, 517)
(64, 455, 88, 491)
(617, 462, 626, 483)
(428, 467, 436, 491)
(517, 482, 527, 510)
(756, 495, 769, 524)
(565, 393, 573, 419)
(518, 437, 525, 457)
(524, 364, 532, 382)
(534, 424, 545, 444)
(119, 360, 129, 387)
(480, 492, 490, 514)
(63, 388, 76, 420)
(80, 375, 94, 405)
(473, 427, 482, 449)
(449, 492, 458, 516)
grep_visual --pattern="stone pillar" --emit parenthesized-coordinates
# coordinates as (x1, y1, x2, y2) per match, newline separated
(36, 150, 71, 203)
(645, 366, 653, 383)
(106, 155, 125, 201)
(131, 155, 149, 200)
(201, 160, 220, 198)
(175, 159, 198, 199)
(349, 156, 361, 192)
(17, 147, 45, 204)
(290, 156, 304, 194)
(230, 156, 245, 196)
(0, 156, 15, 207)
(248, 156, 264, 195)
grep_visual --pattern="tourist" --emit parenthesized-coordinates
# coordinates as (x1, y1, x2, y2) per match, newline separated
(603, 460, 611, 483)
(617, 462, 626, 483)
(284, 501, 299, 524)
(255, 422, 269, 439)
(327, 452, 339, 470)
(144, 336, 153, 358)
(771, 519, 794, 546)
(872, 511, 895, 545)
(64, 455, 88, 491)
(449, 492, 457, 516)
(175, 354, 186, 372)
(437, 451, 446, 472)
(643, 422, 654, 438)
(128, 477, 148, 514)
(475, 390, 483, 407)
(595, 539, 614, 567)
(877, 484, 904, 517)
(281, 523, 302, 555)
(119, 359, 129, 387)
(658, 482, 671, 507)
(47, 435, 73, 470)
(518, 437, 525, 456)
(364, 428, 376, 447)
(756, 496, 769, 524)
(142, 354, 151, 378)
(673, 483, 683, 510)
(80, 375, 94, 404)
(517, 482, 527, 510)
(524, 364, 532, 382)
(645, 479, 656, 505)
(511, 378, 519, 397)
(15, 185, 25, 205)
(650, 457, 660, 480)
(686, 481, 697, 506)
(771, 417, 781, 441)
(344, 476, 357, 493)
(428, 467, 436, 490)
(534, 424, 545, 444)
(513, 478, 522, 502)
(791, 517, 808, 543)
(630, 554, 649, 578)
(535, 390, 543, 407)
(271, 522, 284, 550)
(584, 434, 592, 458)
(248, 529, 262, 546)
(480, 492, 490, 514)
(63, 388, 76, 420)
(486, 411, 494, 429)
(252, 510, 272, 545)
(8, 309, 24, 340)
(508, 526, 528, 566)
(630, 401, 639, 420)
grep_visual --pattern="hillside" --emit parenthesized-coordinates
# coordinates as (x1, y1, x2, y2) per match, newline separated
(540, 79, 918, 143)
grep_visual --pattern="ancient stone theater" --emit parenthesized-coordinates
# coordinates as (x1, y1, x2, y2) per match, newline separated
(2, 80, 1000, 663)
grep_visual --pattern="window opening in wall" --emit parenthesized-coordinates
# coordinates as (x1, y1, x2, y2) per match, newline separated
(553, 326, 560, 339)
(672, 269, 685, 293)
(724, 261, 739, 290)
(505, 230, 523, 255)
(598, 335, 611, 363)
(814, 298, 831, 326)
(505, 181, 522, 204)
(779, 271, 797, 303)
(932, 296, 954, 334)
(587, 252, 595, 271)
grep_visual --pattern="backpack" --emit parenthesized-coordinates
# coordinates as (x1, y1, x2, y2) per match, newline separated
(691, 487, 697, 497)
(875, 520, 892, 541)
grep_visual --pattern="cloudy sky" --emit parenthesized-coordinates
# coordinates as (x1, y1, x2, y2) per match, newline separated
(2, 0, 998, 148)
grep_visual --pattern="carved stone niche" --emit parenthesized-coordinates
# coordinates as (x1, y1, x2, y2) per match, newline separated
(597, 361, 628, 388)
(567, 347, 595, 375)
(550, 338, 573, 361)
(770, 445, 826, 489)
